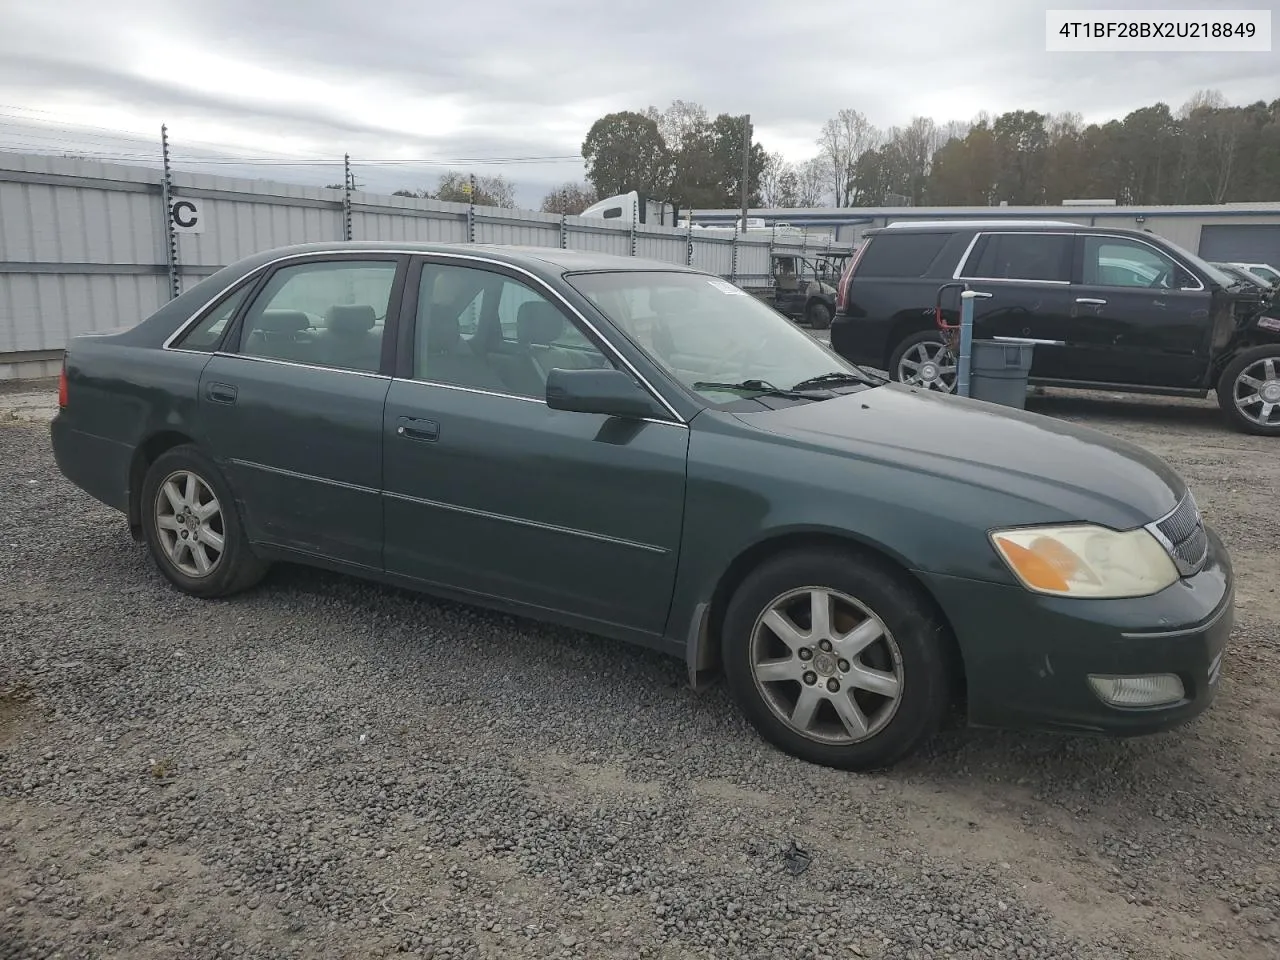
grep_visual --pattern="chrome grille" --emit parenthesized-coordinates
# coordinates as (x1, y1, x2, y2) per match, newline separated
(1148, 492, 1208, 577)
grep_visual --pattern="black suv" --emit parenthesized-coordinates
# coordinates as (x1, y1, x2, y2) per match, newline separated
(829, 220, 1280, 435)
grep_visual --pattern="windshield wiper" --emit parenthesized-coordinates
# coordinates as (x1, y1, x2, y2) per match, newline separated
(692, 379, 818, 400)
(790, 370, 884, 391)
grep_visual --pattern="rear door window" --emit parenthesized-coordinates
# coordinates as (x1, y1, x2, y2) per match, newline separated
(961, 233, 1072, 283)
(235, 259, 398, 373)
(854, 233, 952, 277)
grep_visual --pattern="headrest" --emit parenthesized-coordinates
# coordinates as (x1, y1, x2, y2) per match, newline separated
(517, 300, 565, 345)
(325, 304, 376, 335)
(426, 309, 460, 354)
(258, 310, 311, 334)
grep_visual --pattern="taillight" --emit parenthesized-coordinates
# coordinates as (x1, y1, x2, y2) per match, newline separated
(836, 243, 866, 312)
(58, 360, 68, 408)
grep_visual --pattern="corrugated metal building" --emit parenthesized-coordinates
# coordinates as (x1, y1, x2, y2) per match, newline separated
(0, 151, 849, 380)
(690, 203, 1280, 265)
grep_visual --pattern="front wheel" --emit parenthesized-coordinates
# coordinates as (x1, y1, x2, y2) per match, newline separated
(1217, 345, 1280, 436)
(887, 330, 957, 393)
(721, 548, 954, 771)
(140, 444, 269, 598)
(806, 300, 833, 330)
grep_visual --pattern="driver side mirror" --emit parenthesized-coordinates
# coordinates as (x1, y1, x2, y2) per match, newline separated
(545, 367, 662, 419)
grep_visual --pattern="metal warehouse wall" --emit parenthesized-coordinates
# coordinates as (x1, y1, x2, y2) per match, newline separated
(690, 203, 1280, 256)
(0, 151, 849, 380)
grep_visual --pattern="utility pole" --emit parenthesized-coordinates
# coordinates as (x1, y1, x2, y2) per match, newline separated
(740, 113, 751, 232)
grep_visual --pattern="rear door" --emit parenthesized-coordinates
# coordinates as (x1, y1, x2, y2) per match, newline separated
(197, 254, 405, 571)
(954, 231, 1077, 378)
(1067, 234, 1213, 388)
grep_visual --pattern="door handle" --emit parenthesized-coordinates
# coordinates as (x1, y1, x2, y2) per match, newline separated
(1075, 298, 1107, 305)
(205, 382, 237, 404)
(396, 416, 440, 442)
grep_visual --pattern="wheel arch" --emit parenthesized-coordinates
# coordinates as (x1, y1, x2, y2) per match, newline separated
(687, 529, 967, 702)
(884, 311, 943, 368)
(127, 430, 199, 538)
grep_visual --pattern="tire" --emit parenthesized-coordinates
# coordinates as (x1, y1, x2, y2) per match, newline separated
(720, 547, 954, 771)
(887, 330, 956, 393)
(1216, 344, 1280, 437)
(140, 444, 269, 598)
(806, 300, 833, 330)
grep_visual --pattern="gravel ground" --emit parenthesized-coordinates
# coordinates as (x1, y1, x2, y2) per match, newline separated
(2, 388, 1278, 960)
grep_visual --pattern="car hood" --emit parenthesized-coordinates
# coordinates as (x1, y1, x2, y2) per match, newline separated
(733, 382, 1186, 530)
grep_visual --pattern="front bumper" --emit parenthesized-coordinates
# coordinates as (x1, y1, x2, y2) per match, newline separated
(916, 524, 1234, 736)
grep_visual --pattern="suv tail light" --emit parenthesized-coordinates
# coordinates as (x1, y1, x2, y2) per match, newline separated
(58, 358, 68, 408)
(835, 242, 868, 313)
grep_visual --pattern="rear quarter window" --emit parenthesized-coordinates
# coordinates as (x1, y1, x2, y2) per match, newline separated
(854, 233, 952, 278)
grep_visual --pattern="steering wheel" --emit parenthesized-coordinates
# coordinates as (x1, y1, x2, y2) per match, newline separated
(1149, 266, 1173, 289)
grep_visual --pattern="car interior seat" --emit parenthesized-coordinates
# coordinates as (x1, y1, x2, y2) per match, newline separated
(318, 304, 382, 372)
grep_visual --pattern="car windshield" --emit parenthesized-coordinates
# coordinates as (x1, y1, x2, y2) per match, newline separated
(566, 270, 876, 406)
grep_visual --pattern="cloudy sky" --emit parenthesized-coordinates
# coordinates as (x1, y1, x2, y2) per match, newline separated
(0, 0, 1274, 206)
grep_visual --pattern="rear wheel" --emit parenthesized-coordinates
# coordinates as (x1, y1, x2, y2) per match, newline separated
(721, 548, 953, 771)
(888, 330, 957, 393)
(1217, 345, 1280, 436)
(806, 300, 833, 330)
(140, 444, 269, 598)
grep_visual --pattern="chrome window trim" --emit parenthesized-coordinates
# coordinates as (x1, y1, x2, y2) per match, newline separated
(162, 247, 688, 425)
(1077, 233, 1206, 292)
(953, 231, 1073, 285)
(950, 229, 1209, 293)
(174, 341, 684, 428)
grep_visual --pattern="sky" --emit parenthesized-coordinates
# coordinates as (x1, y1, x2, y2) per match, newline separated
(0, 0, 1274, 208)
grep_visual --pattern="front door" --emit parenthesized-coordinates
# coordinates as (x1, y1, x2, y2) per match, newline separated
(197, 255, 405, 571)
(381, 256, 690, 636)
(1065, 234, 1214, 388)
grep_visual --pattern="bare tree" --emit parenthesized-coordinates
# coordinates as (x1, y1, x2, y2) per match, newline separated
(645, 99, 711, 154)
(816, 108, 881, 206)
(541, 181, 598, 215)
(796, 157, 826, 207)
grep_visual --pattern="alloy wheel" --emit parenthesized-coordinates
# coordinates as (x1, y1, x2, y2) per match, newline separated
(897, 340, 957, 393)
(154, 470, 225, 578)
(1232, 356, 1280, 429)
(749, 586, 904, 745)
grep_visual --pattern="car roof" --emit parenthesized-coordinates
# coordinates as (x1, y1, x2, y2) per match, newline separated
(224, 240, 701, 276)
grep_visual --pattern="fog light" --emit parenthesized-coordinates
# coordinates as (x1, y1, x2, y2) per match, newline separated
(1088, 674, 1185, 707)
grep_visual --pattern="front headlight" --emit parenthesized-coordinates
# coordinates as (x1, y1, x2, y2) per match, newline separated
(989, 524, 1179, 599)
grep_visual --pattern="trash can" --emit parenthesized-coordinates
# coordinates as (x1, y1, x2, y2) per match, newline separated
(969, 340, 1035, 409)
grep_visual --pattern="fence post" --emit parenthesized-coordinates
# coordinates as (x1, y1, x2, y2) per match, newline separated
(629, 199, 637, 256)
(467, 175, 477, 242)
(730, 224, 739, 284)
(560, 213, 568, 249)
(342, 153, 353, 241)
(159, 124, 180, 300)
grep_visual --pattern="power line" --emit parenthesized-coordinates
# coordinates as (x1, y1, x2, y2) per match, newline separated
(0, 104, 585, 168)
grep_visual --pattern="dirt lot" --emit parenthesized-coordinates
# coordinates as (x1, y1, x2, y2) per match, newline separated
(2, 389, 1278, 960)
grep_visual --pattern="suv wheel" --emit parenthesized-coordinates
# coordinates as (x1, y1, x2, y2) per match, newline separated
(1217, 345, 1280, 436)
(888, 330, 957, 393)
(721, 547, 953, 771)
(806, 300, 833, 330)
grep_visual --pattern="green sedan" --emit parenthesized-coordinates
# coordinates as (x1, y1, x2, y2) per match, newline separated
(50, 242, 1234, 770)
